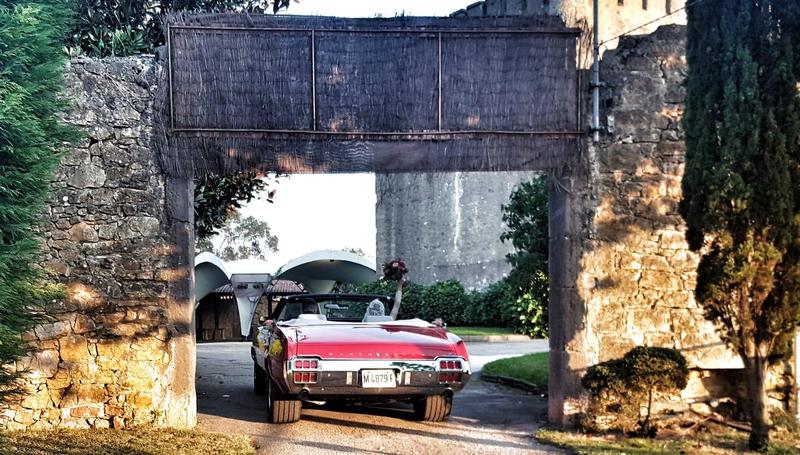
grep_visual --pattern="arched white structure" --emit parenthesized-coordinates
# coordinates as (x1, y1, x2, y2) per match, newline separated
(194, 252, 230, 304)
(275, 250, 377, 293)
(195, 253, 272, 337)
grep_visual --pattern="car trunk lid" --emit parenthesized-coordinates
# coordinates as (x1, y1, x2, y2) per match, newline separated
(292, 324, 457, 360)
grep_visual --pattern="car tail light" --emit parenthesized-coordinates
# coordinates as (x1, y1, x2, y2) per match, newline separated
(438, 359, 463, 370)
(291, 357, 320, 384)
(438, 372, 462, 383)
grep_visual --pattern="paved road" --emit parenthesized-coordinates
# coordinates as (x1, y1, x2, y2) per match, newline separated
(196, 341, 557, 455)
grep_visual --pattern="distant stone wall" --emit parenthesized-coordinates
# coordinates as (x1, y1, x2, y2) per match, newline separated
(375, 172, 537, 290)
(0, 57, 195, 430)
(548, 25, 795, 424)
(454, 0, 687, 52)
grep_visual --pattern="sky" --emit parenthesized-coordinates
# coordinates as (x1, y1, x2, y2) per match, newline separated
(219, 1, 475, 273)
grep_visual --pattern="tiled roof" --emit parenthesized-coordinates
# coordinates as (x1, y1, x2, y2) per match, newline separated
(210, 280, 304, 296)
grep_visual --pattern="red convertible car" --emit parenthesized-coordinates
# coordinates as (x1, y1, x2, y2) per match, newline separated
(251, 294, 471, 423)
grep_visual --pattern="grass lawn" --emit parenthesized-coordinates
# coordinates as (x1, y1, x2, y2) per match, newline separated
(448, 326, 515, 337)
(1, 428, 255, 455)
(536, 426, 800, 455)
(482, 352, 549, 388)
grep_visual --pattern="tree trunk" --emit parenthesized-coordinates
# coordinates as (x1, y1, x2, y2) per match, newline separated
(389, 277, 404, 320)
(745, 346, 771, 451)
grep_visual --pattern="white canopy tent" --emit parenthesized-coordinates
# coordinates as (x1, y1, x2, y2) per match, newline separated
(194, 250, 377, 337)
(274, 250, 377, 294)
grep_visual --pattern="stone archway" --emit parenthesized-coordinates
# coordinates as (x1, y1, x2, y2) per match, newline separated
(3, 13, 787, 432)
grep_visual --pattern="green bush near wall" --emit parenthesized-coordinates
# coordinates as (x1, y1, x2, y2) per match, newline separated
(352, 277, 548, 337)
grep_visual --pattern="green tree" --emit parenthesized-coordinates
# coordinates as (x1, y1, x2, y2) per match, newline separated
(500, 176, 549, 336)
(194, 172, 279, 241)
(0, 0, 77, 395)
(68, 0, 291, 57)
(196, 212, 278, 261)
(680, 0, 800, 449)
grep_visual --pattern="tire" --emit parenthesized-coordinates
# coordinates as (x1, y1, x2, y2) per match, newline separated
(254, 363, 266, 396)
(267, 374, 301, 423)
(413, 395, 452, 422)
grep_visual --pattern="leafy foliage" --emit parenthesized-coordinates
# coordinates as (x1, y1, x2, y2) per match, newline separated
(681, 0, 800, 449)
(68, 0, 292, 57)
(581, 347, 689, 436)
(354, 279, 469, 325)
(195, 212, 278, 261)
(501, 175, 549, 271)
(499, 175, 549, 337)
(0, 0, 77, 395)
(353, 276, 546, 334)
(194, 172, 277, 241)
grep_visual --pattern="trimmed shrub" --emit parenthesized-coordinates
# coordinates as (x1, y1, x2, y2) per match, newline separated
(504, 268, 548, 337)
(465, 280, 516, 327)
(581, 347, 689, 436)
(353, 276, 548, 336)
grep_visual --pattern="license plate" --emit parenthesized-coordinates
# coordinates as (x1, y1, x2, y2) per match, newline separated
(361, 369, 396, 388)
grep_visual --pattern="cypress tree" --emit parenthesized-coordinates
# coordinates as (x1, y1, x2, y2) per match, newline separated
(0, 0, 76, 395)
(681, 0, 800, 449)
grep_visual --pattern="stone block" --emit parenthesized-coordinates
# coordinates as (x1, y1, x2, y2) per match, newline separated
(70, 405, 102, 418)
(59, 335, 90, 364)
(34, 321, 71, 341)
(21, 386, 53, 410)
(641, 255, 670, 271)
(72, 314, 96, 334)
(62, 385, 107, 408)
(60, 417, 91, 429)
(66, 164, 106, 189)
(62, 148, 91, 166)
(639, 270, 682, 291)
(30, 350, 60, 378)
(68, 222, 99, 243)
(120, 216, 160, 239)
(658, 230, 686, 250)
(104, 403, 125, 417)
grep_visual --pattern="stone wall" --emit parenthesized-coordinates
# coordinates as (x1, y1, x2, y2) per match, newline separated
(548, 24, 796, 424)
(0, 57, 195, 430)
(375, 171, 537, 290)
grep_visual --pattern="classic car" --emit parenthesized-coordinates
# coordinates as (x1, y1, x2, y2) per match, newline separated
(251, 293, 471, 423)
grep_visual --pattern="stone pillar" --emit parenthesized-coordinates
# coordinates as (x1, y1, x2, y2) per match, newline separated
(547, 175, 593, 425)
(0, 57, 196, 430)
(161, 176, 196, 428)
(796, 331, 800, 420)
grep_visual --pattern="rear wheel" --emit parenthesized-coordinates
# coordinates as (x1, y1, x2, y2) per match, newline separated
(267, 373, 301, 423)
(413, 395, 452, 422)
(254, 363, 266, 396)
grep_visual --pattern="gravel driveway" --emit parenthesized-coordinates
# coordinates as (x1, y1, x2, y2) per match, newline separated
(196, 341, 559, 454)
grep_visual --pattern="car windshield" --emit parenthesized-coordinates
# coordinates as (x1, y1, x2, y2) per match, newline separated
(277, 298, 388, 323)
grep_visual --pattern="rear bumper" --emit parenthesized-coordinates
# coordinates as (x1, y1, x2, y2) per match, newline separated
(277, 358, 471, 399)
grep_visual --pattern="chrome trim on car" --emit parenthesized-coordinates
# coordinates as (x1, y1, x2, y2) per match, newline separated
(286, 357, 471, 374)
